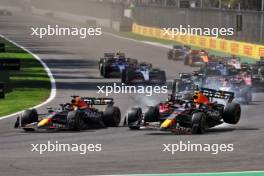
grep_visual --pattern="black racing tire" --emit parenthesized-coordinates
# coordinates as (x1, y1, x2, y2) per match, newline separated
(67, 110, 84, 131)
(21, 109, 38, 131)
(102, 65, 110, 78)
(144, 106, 160, 122)
(223, 102, 241, 124)
(102, 106, 121, 127)
(191, 112, 206, 134)
(128, 107, 142, 130)
(21, 109, 38, 126)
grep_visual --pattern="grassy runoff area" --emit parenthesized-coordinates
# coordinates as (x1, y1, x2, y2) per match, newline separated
(119, 32, 257, 64)
(0, 38, 50, 117)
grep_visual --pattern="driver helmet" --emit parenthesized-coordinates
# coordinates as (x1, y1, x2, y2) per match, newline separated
(71, 96, 88, 109)
(193, 91, 209, 104)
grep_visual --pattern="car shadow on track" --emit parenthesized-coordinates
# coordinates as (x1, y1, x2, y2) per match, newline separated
(19, 127, 110, 134)
(144, 126, 259, 136)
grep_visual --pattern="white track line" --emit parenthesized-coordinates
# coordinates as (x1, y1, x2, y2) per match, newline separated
(0, 34, 56, 120)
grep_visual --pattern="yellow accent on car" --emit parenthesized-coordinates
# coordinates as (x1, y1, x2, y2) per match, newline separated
(161, 119, 173, 128)
(37, 119, 49, 127)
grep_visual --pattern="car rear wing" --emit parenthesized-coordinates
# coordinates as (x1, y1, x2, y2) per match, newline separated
(82, 97, 114, 105)
(116, 52, 125, 57)
(179, 72, 192, 77)
(201, 88, 234, 102)
(104, 53, 115, 58)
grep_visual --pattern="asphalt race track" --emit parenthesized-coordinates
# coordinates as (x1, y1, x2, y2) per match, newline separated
(0, 13, 264, 176)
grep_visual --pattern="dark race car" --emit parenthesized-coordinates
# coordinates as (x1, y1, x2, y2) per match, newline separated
(124, 82, 241, 134)
(99, 52, 137, 78)
(14, 96, 121, 132)
(121, 62, 166, 85)
(251, 59, 264, 91)
(184, 50, 209, 66)
(173, 73, 203, 92)
(199, 61, 239, 77)
(168, 45, 191, 60)
(204, 73, 253, 104)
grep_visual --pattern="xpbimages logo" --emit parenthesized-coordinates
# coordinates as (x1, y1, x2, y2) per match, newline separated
(30, 141, 102, 155)
(31, 25, 102, 39)
(163, 25, 234, 38)
(162, 141, 234, 155)
(97, 83, 168, 96)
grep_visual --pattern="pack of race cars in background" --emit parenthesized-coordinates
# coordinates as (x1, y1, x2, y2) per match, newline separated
(98, 52, 166, 85)
(168, 44, 264, 104)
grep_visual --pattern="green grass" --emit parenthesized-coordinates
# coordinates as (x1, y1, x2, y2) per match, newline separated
(119, 32, 257, 64)
(0, 39, 51, 117)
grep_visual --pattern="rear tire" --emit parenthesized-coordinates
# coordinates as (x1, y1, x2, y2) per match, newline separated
(144, 106, 160, 122)
(102, 106, 121, 127)
(67, 111, 84, 131)
(223, 103, 241, 124)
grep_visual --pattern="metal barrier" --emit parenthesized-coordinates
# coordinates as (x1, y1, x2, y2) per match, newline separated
(132, 6, 264, 44)
(132, 23, 264, 59)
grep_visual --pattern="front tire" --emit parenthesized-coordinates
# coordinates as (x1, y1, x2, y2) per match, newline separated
(191, 112, 206, 134)
(67, 111, 84, 131)
(21, 109, 38, 131)
(223, 103, 241, 124)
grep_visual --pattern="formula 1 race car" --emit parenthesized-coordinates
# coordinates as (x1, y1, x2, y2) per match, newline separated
(168, 45, 191, 60)
(184, 50, 209, 66)
(14, 96, 121, 131)
(99, 52, 137, 78)
(173, 73, 203, 92)
(203, 73, 253, 104)
(125, 84, 241, 134)
(199, 61, 241, 79)
(121, 62, 166, 85)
